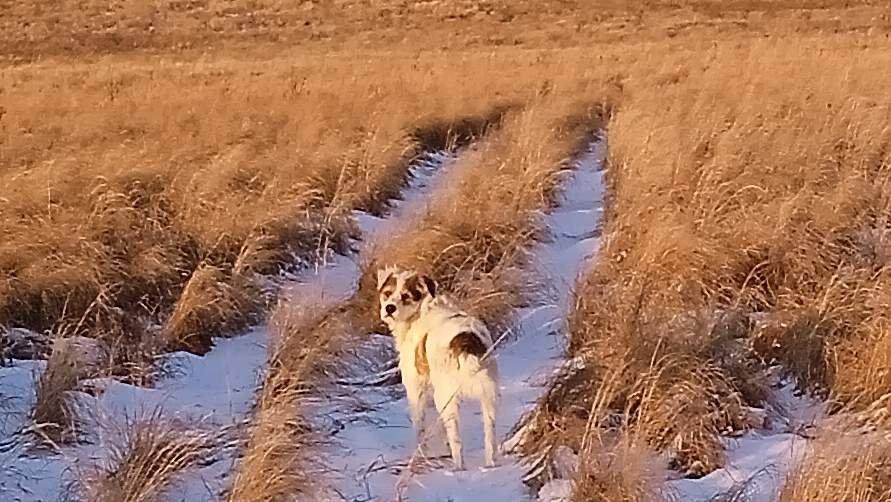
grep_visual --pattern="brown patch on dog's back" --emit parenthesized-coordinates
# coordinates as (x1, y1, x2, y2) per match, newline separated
(449, 331, 487, 360)
(415, 333, 430, 376)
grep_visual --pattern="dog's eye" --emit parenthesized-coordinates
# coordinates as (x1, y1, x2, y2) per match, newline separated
(401, 293, 412, 303)
(381, 289, 394, 298)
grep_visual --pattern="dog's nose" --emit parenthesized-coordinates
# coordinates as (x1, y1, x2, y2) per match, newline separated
(385, 304, 397, 316)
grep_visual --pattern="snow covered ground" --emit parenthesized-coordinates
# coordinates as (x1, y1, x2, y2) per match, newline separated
(0, 138, 840, 502)
(670, 380, 825, 502)
(0, 151, 454, 502)
(324, 142, 606, 502)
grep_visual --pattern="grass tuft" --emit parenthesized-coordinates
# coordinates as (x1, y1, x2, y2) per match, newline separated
(31, 340, 84, 446)
(72, 412, 213, 502)
(228, 301, 346, 502)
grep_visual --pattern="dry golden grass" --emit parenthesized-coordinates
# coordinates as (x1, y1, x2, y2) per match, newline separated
(780, 436, 891, 502)
(160, 262, 262, 355)
(31, 340, 83, 445)
(2, 0, 888, 62)
(516, 32, 891, 493)
(0, 52, 532, 363)
(72, 413, 212, 502)
(606, 35, 891, 399)
(8, 1, 891, 499)
(571, 439, 676, 502)
(227, 298, 355, 501)
(8, 0, 880, 364)
(227, 377, 321, 502)
(562, 361, 692, 502)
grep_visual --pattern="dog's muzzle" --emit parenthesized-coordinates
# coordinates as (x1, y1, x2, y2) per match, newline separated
(385, 304, 397, 316)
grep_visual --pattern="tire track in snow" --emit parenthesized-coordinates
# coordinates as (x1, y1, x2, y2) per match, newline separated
(325, 141, 606, 502)
(0, 150, 461, 502)
(280, 150, 453, 308)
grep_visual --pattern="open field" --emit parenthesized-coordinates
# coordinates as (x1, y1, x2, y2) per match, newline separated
(2, 0, 889, 62)
(4, 1, 891, 501)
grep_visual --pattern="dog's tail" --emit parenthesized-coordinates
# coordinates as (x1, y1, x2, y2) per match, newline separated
(449, 331, 488, 369)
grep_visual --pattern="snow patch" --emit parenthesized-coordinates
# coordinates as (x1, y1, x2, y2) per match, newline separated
(670, 376, 827, 501)
(538, 479, 572, 502)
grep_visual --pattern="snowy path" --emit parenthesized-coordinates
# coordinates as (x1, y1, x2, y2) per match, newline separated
(280, 151, 454, 308)
(326, 143, 606, 502)
(0, 151, 456, 502)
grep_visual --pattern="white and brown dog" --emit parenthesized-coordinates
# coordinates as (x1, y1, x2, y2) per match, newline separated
(377, 266, 500, 469)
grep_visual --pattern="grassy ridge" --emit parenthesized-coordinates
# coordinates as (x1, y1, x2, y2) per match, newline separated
(516, 36, 891, 500)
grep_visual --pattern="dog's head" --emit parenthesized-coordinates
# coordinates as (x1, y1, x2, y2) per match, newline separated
(376, 266, 437, 326)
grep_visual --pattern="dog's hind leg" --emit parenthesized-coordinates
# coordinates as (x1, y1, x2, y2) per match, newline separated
(481, 391, 497, 467)
(411, 388, 430, 456)
(434, 386, 464, 470)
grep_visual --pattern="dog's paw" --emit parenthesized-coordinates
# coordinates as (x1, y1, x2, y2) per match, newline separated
(444, 466, 466, 476)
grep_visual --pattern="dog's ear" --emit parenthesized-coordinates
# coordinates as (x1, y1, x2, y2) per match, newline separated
(420, 275, 437, 298)
(377, 266, 396, 291)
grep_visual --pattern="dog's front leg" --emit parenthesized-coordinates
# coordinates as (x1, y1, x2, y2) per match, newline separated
(403, 374, 429, 456)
